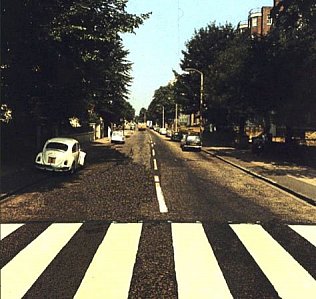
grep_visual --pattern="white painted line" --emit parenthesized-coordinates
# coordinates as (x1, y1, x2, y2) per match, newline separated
(289, 225, 316, 247)
(152, 149, 155, 157)
(0, 223, 24, 240)
(151, 143, 154, 148)
(75, 223, 142, 299)
(155, 182, 168, 213)
(154, 175, 160, 183)
(172, 223, 233, 299)
(231, 224, 316, 299)
(2, 223, 81, 299)
(153, 159, 158, 170)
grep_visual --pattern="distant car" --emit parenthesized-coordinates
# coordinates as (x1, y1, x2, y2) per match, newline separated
(35, 137, 86, 173)
(166, 129, 172, 137)
(181, 134, 202, 151)
(111, 130, 125, 144)
(137, 123, 147, 131)
(159, 128, 167, 135)
(171, 132, 182, 142)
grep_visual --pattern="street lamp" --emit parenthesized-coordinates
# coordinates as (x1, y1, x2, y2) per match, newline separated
(185, 68, 204, 137)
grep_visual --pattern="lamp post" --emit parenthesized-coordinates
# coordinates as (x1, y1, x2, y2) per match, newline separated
(185, 68, 204, 137)
(175, 103, 178, 132)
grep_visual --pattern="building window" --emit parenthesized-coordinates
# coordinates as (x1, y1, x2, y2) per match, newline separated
(267, 14, 272, 25)
(252, 17, 258, 27)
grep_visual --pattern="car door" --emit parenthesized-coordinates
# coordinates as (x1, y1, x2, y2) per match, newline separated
(72, 143, 79, 167)
(77, 143, 86, 166)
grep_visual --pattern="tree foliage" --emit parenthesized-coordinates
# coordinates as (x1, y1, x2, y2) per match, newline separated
(1, 0, 150, 131)
(161, 1, 316, 136)
(147, 84, 176, 126)
(268, 0, 316, 127)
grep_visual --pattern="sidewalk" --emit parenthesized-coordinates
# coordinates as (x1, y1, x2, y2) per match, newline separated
(203, 146, 316, 205)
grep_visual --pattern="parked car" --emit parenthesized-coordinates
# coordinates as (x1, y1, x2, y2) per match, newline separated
(180, 134, 202, 151)
(251, 133, 270, 154)
(111, 130, 125, 144)
(159, 128, 167, 135)
(35, 137, 86, 173)
(171, 131, 182, 142)
(166, 129, 172, 137)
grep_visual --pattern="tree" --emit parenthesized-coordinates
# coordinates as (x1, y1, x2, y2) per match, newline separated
(147, 84, 176, 127)
(1, 0, 150, 131)
(175, 22, 235, 123)
(268, 0, 316, 129)
(138, 107, 147, 123)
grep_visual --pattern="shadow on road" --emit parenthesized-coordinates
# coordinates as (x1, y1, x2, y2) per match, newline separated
(1, 141, 132, 199)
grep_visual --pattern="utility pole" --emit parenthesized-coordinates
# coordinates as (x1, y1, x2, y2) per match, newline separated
(175, 103, 178, 132)
(185, 68, 204, 137)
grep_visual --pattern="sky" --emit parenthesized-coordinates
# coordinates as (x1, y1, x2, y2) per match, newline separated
(122, 0, 274, 115)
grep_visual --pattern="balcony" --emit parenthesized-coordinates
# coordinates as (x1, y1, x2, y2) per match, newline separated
(249, 8, 262, 18)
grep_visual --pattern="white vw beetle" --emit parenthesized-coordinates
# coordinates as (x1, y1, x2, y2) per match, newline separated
(35, 137, 86, 173)
(111, 130, 125, 144)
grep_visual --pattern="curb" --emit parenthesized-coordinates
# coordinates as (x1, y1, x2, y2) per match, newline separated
(202, 149, 316, 206)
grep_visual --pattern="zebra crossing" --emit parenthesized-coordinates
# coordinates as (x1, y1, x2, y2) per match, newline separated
(1, 221, 315, 299)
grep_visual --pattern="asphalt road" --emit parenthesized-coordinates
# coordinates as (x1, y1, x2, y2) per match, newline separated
(1, 129, 316, 298)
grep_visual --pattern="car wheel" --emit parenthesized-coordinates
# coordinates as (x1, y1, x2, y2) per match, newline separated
(69, 162, 76, 175)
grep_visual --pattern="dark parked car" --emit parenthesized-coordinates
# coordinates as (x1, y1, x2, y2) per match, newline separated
(251, 133, 270, 154)
(180, 134, 202, 151)
(171, 131, 182, 142)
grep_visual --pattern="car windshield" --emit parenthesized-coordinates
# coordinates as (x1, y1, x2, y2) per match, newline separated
(45, 142, 68, 151)
(113, 131, 123, 136)
(187, 136, 200, 141)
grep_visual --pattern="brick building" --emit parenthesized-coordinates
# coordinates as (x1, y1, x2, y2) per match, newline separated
(238, 1, 282, 36)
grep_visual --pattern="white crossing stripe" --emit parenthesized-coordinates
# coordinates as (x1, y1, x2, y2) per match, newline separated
(74, 223, 142, 299)
(289, 225, 316, 247)
(1, 222, 315, 298)
(0, 223, 24, 240)
(1, 223, 81, 299)
(172, 223, 233, 299)
(231, 224, 316, 299)
(152, 149, 155, 156)
(287, 174, 316, 186)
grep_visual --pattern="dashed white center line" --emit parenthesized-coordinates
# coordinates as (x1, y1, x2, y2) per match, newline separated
(155, 179, 168, 213)
(153, 159, 158, 170)
(151, 140, 168, 213)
